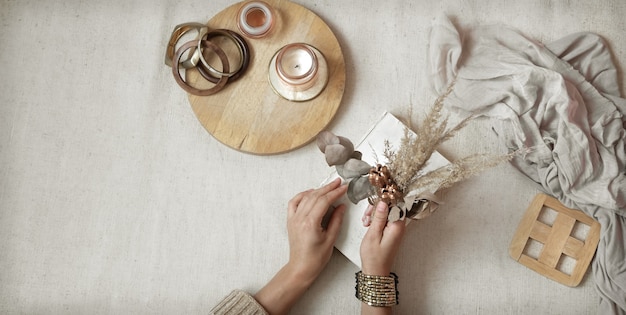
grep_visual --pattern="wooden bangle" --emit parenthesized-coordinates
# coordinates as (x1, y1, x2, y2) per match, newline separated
(197, 29, 250, 82)
(197, 29, 250, 83)
(171, 39, 230, 96)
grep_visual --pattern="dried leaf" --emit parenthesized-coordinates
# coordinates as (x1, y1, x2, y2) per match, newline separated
(406, 200, 429, 219)
(388, 206, 404, 222)
(403, 192, 443, 220)
(325, 143, 351, 166)
(340, 158, 372, 179)
(337, 136, 354, 155)
(407, 200, 441, 220)
(316, 131, 339, 153)
(347, 176, 372, 204)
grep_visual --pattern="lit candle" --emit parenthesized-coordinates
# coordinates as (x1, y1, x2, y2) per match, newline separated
(275, 43, 318, 91)
(237, 1, 275, 38)
(268, 43, 329, 101)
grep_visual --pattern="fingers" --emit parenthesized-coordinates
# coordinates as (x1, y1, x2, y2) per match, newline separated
(381, 220, 406, 246)
(301, 178, 347, 220)
(362, 205, 374, 227)
(288, 178, 347, 222)
(368, 201, 389, 233)
(314, 183, 348, 217)
(310, 178, 347, 217)
(324, 204, 346, 242)
(288, 189, 312, 217)
(316, 177, 343, 195)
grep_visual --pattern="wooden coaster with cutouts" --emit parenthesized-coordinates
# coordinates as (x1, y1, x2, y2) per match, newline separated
(509, 193, 600, 287)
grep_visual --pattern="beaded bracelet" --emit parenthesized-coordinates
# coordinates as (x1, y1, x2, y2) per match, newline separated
(355, 271, 399, 307)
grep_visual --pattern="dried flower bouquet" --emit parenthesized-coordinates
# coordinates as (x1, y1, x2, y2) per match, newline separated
(317, 85, 513, 222)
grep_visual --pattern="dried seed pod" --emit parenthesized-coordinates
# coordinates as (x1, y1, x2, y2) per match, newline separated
(381, 196, 392, 205)
(378, 173, 389, 186)
(381, 165, 391, 178)
(380, 187, 397, 205)
(387, 192, 399, 204)
(368, 172, 379, 187)
(387, 184, 403, 201)
(368, 165, 388, 188)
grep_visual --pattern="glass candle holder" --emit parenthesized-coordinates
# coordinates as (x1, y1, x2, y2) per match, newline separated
(268, 43, 329, 102)
(237, 1, 275, 39)
(275, 43, 319, 91)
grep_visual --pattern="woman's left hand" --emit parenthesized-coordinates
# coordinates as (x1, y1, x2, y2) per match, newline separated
(286, 178, 348, 284)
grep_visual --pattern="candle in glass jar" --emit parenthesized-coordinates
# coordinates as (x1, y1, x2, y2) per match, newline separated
(237, 1, 275, 38)
(276, 43, 318, 90)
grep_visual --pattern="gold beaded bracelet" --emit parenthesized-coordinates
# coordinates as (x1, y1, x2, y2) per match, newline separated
(355, 271, 399, 307)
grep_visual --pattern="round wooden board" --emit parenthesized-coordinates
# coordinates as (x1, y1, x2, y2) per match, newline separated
(186, 0, 346, 155)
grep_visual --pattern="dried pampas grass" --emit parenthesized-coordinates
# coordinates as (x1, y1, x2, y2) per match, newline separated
(384, 83, 514, 196)
(318, 82, 514, 221)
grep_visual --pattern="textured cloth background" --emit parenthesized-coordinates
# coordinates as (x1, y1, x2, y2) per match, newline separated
(429, 15, 626, 314)
(1, 0, 625, 314)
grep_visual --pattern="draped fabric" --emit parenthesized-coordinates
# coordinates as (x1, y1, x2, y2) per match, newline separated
(429, 16, 626, 314)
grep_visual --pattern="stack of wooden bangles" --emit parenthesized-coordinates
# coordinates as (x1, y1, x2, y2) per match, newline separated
(164, 1, 276, 96)
(164, 23, 251, 96)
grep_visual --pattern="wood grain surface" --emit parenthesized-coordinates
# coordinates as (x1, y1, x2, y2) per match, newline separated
(509, 194, 600, 287)
(186, 0, 346, 155)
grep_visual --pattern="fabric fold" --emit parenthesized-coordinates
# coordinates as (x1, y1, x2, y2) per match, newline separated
(429, 15, 626, 314)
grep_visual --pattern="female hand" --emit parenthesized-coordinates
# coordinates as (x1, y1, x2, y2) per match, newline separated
(255, 178, 347, 315)
(286, 178, 348, 283)
(360, 201, 405, 276)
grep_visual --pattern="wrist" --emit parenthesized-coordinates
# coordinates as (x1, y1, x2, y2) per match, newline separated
(283, 261, 318, 289)
(361, 264, 391, 276)
(254, 263, 314, 315)
(361, 269, 390, 276)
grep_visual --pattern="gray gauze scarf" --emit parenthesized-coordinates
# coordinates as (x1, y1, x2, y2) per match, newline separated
(429, 16, 626, 314)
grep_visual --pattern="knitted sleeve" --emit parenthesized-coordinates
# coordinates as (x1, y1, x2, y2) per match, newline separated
(210, 290, 268, 315)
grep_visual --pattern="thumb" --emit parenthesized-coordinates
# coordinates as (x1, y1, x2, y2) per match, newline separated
(368, 201, 389, 233)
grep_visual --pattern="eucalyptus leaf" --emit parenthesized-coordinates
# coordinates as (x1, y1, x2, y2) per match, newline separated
(325, 144, 351, 166)
(336, 165, 345, 178)
(347, 176, 372, 204)
(316, 131, 339, 153)
(337, 136, 354, 155)
(340, 158, 372, 179)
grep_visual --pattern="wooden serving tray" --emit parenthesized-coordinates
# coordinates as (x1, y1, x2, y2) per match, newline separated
(509, 194, 600, 287)
(186, 0, 346, 155)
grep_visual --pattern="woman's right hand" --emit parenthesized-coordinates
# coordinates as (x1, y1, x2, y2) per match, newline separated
(359, 201, 406, 276)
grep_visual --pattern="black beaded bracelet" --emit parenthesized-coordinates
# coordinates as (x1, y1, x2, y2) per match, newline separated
(355, 271, 399, 307)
